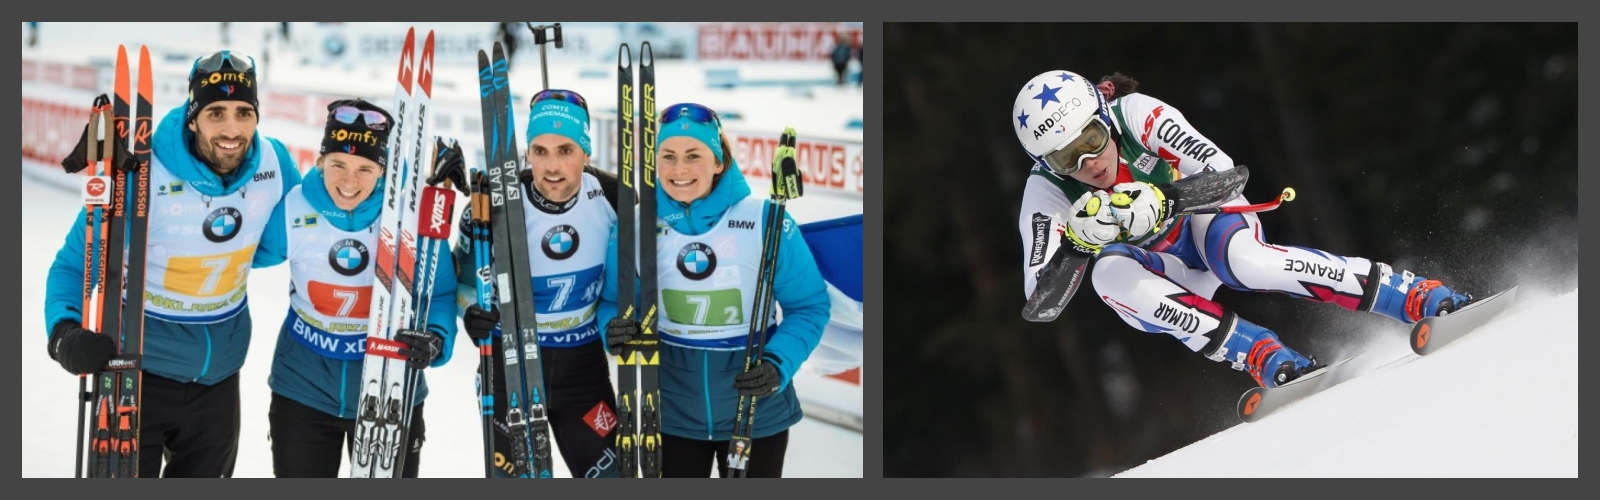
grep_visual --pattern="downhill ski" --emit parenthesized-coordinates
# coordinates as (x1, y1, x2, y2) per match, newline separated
(1237, 286, 1522, 423)
(1409, 286, 1520, 356)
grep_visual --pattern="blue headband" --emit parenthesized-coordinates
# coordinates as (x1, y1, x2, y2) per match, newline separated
(657, 118, 724, 163)
(524, 99, 591, 156)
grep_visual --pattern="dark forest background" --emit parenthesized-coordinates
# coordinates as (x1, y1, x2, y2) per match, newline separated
(883, 23, 1577, 477)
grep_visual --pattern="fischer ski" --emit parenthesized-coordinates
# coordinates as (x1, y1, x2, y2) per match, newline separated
(637, 41, 663, 480)
(615, 42, 664, 479)
(614, 43, 639, 478)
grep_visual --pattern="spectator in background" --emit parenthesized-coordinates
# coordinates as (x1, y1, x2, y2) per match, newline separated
(261, 30, 271, 82)
(832, 33, 852, 87)
(28, 22, 38, 48)
(856, 40, 864, 88)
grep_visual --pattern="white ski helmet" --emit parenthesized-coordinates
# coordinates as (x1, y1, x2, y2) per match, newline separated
(1012, 70, 1118, 176)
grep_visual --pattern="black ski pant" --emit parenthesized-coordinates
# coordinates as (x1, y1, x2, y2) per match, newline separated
(135, 372, 241, 477)
(662, 430, 790, 478)
(487, 337, 621, 477)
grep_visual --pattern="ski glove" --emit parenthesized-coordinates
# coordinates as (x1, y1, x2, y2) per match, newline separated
(734, 357, 784, 397)
(61, 106, 139, 175)
(48, 320, 117, 375)
(395, 329, 444, 369)
(463, 304, 499, 342)
(1065, 190, 1120, 254)
(1109, 181, 1171, 241)
(427, 137, 469, 195)
(604, 317, 639, 357)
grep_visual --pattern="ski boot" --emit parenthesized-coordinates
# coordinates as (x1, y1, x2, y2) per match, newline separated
(1361, 262, 1474, 324)
(1204, 315, 1319, 388)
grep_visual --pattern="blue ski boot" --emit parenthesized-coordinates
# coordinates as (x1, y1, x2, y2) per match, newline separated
(1203, 315, 1318, 388)
(1361, 262, 1474, 324)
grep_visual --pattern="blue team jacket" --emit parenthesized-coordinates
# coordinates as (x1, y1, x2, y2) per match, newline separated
(43, 105, 300, 385)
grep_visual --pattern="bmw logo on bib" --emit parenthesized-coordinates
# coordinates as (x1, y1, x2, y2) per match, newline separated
(677, 242, 716, 281)
(542, 225, 579, 260)
(328, 239, 370, 276)
(203, 207, 243, 243)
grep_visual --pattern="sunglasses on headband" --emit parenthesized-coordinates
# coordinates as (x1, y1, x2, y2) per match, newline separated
(661, 103, 722, 129)
(193, 51, 254, 75)
(327, 101, 390, 131)
(530, 89, 589, 114)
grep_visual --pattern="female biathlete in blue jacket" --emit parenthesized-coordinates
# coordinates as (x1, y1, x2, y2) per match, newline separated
(604, 103, 832, 478)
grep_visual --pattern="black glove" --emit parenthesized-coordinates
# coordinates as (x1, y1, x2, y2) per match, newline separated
(463, 304, 499, 342)
(733, 357, 783, 397)
(604, 317, 639, 357)
(48, 320, 117, 375)
(427, 137, 468, 195)
(395, 329, 444, 370)
(61, 95, 138, 175)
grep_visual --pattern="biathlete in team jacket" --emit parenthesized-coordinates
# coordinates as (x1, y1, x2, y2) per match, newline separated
(265, 99, 459, 478)
(604, 103, 831, 478)
(455, 89, 624, 478)
(45, 51, 300, 477)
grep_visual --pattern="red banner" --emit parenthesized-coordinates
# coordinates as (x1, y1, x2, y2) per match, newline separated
(22, 58, 99, 91)
(698, 23, 862, 61)
(21, 98, 85, 165)
(728, 132, 863, 194)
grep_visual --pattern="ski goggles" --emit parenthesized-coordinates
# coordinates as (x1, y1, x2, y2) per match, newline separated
(531, 89, 588, 114)
(662, 103, 723, 130)
(328, 102, 390, 131)
(192, 51, 254, 75)
(1040, 118, 1111, 176)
